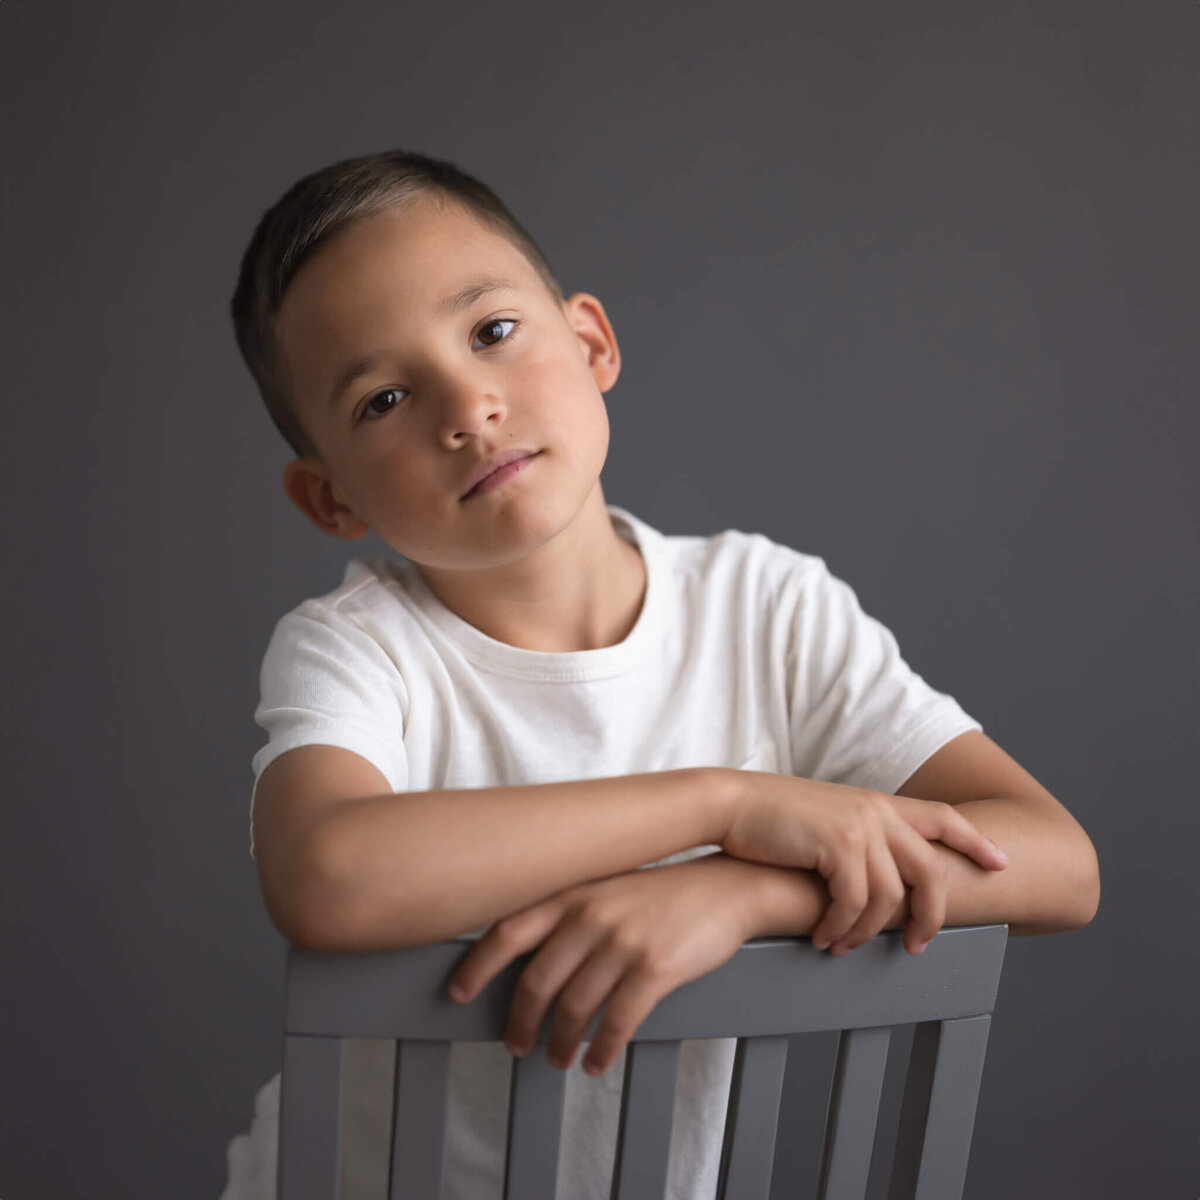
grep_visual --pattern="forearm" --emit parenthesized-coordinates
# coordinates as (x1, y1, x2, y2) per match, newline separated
(743, 797, 1101, 940)
(310, 768, 733, 951)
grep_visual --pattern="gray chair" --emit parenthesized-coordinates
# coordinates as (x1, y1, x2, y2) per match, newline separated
(278, 923, 1008, 1200)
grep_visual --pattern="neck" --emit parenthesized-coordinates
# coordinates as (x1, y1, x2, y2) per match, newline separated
(413, 486, 647, 652)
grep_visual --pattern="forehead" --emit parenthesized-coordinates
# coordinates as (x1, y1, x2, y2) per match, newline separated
(278, 198, 534, 332)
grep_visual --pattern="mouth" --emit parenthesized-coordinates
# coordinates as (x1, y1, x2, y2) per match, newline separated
(460, 450, 540, 501)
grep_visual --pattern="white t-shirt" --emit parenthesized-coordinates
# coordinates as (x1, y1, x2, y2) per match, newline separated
(221, 506, 982, 1200)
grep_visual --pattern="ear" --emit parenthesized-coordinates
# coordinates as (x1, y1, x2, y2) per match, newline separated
(281, 458, 370, 540)
(563, 293, 621, 394)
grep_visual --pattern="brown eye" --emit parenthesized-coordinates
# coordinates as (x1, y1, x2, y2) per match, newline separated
(360, 389, 404, 421)
(474, 318, 519, 348)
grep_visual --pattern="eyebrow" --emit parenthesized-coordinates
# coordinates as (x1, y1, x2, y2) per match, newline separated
(326, 276, 520, 410)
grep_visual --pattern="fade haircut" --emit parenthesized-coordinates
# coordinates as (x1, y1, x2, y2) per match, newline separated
(229, 149, 566, 459)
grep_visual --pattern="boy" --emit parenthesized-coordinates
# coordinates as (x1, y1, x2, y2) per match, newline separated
(220, 150, 1099, 1199)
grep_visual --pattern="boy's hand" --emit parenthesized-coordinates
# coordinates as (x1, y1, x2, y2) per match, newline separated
(446, 855, 764, 1077)
(720, 773, 1008, 957)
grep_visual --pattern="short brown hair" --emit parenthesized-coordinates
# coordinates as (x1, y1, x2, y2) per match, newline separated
(229, 149, 566, 459)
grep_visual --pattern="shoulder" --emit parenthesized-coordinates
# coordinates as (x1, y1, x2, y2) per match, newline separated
(291, 555, 407, 621)
(260, 556, 418, 677)
(268, 555, 413, 629)
(661, 522, 828, 598)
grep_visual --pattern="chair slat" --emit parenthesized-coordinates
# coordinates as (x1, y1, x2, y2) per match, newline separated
(279, 1033, 343, 1200)
(504, 1052, 568, 1199)
(388, 1040, 451, 1200)
(611, 1039, 682, 1200)
(278, 927, 1008, 1199)
(816, 1024, 892, 1200)
(715, 1035, 789, 1200)
(887, 1015, 992, 1200)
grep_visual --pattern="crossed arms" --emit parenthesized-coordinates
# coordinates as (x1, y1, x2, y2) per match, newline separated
(253, 728, 1100, 1076)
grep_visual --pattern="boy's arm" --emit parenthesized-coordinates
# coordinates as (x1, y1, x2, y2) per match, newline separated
(254, 744, 734, 951)
(438, 729, 1096, 1079)
(256, 729, 1094, 953)
(744, 730, 1101, 942)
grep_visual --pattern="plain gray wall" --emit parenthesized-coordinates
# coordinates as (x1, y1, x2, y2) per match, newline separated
(1, 1, 1195, 1196)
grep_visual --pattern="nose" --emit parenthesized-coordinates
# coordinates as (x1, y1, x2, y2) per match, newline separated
(434, 372, 507, 449)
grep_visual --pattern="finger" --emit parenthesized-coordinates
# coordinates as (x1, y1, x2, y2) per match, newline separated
(827, 839, 907, 956)
(889, 796, 1008, 870)
(575, 961, 668, 1076)
(811, 836, 870, 950)
(543, 942, 634, 1070)
(887, 824, 949, 953)
(448, 903, 561, 1003)
(503, 926, 600, 1060)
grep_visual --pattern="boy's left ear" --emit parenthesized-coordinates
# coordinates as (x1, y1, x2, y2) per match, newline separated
(564, 293, 620, 393)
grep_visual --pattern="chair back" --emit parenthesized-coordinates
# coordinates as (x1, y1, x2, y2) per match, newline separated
(279, 923, 1007, 1200)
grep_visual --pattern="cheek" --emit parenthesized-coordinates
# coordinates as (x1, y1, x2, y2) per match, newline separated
(553, 363, 609, 438)
(585, 379, 611, 440)
(589, 402, 611, 460)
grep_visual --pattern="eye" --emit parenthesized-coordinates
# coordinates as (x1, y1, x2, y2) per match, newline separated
(356, 319, 520, 423)
(473, 317, 520, 349)
(358, 388, 407, 422)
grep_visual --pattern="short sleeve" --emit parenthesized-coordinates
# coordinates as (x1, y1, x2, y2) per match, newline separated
(248, 601, 410, 860)
(786, 558, 982, 795)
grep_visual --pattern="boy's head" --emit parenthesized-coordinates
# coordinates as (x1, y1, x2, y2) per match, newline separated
(229, 150, 621, 570)
(231, 149, 573, 462)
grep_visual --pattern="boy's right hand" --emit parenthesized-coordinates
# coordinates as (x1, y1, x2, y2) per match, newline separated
(718, 772, 1009, 956)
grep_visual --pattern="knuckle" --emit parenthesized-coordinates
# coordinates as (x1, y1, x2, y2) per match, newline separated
(636, 951, 673, 989)
(833, 821, 865, 853)
(513, 970, 548, 1007)
(912, 849, 946, 885)
(557, 994, 590, 1024)
(865, 790, 893, 816)
(577, 897, 616, 933)
(493, 917, 528, 950)
(621, 937, 668, 978)
(608, 924, 646, 959)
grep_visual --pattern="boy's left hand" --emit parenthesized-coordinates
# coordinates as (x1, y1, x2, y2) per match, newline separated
(446, 854, 762, 1077)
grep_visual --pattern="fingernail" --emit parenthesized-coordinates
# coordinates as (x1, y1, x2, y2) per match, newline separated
(813, 937, 830, 950)
(449, 983, 468, 1002)
(583, 1057, 602, 1075)
(505, 1039, 526, 1057)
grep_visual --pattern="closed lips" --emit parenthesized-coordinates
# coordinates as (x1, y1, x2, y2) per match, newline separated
(460, 450, 538, 499)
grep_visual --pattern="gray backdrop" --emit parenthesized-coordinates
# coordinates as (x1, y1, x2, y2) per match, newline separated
(1, 1, 1195, 1197)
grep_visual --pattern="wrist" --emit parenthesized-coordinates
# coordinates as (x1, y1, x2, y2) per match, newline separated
(743, 862, 829, 939)
(701, 766, 744, 846)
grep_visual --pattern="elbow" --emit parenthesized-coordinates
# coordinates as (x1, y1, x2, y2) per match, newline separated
(279, 824, 432, 952)
(278, 889, 355, 952)
(256, 829, 366, 951)
(258, 880, 325, 950)
(1061, 831, 1101, 932)
(1074, 834, 1102, 929)
(1010, 827, 1101, 937)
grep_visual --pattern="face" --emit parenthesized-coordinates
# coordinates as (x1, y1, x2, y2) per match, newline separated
(274, 196, 620, 572)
